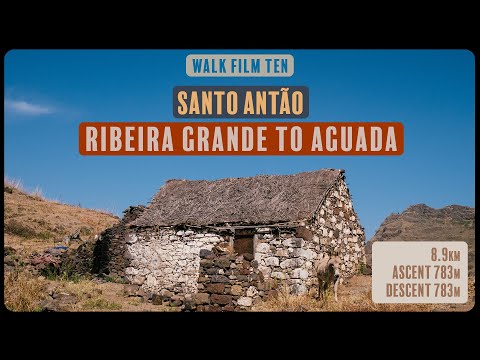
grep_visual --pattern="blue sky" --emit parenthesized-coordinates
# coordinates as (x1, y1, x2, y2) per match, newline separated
(4, 50, 475, 239)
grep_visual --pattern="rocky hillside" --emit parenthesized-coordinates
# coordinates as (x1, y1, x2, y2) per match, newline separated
(365, 204, 475, 275)
(4, 184, 119, 255)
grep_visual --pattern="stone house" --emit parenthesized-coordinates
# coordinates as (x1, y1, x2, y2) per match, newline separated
(93, 169, 366, 310)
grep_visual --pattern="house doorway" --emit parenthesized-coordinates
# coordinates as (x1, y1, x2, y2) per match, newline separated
(234, 229, 255, 256)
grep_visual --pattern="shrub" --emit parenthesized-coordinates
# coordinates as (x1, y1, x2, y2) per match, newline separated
(357, 262, 367, 275)
(4, 220, 37, 239)
(103, 274, 128, 284)
(4, 220, 54, 240)
(82, 298, 121, 311)
(41, 260, 86, 283)
(79, 226, 93, 236)
(4, 176, 23, 191)
(31, 186, 44, 200)
(4, 270, 47, 312)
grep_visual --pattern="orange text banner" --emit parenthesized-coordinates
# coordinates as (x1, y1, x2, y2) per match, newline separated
(79, 122, 404, 156)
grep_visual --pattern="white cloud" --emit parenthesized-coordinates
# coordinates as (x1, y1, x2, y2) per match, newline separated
(4, 99, 54, 115)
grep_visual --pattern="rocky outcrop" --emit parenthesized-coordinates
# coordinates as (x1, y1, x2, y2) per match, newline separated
(40, 286, 78, 312)
(28, 248, 66, 275)
(4, 246, 19, 271)
(365, 204, 475, 275)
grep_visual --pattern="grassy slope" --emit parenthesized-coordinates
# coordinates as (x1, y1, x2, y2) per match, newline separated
(4, 186, 119, 255)
(4, 187, 475, 312)
(4, 185, 125, 311)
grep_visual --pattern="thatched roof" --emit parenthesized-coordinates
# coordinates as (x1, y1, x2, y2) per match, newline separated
(133, 169, 344, 227)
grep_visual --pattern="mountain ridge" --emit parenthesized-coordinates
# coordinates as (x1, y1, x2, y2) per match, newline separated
(365, 203, 475, 275)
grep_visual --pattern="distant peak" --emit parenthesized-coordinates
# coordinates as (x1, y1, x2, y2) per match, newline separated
(406, 203, 432, 211)
(403, 203, 474, 215)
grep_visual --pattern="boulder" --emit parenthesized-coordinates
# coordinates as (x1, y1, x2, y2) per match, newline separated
(291, 268, 309, 279)
(256, 243, 270, 253)
(215, 258, 231, 269)
(210, 275, 229, 283)
(230, 285, 243, 296)
(200, 259, 213, 268)
(194, 293, 210, 305)
(159, 289, 174, 299)
(271, 271, 286, 280)
(123, 284, 140, 296)
(199, 249, 214, 259)
(290, 284, 307, 295)
(236, 297, 253, 306)
(243, 253, 254, 261)
(210, 294, 233, 305)
(246, 286, 258, 297)
(206, 283, 225, 294)
(264, 257, 280, 267)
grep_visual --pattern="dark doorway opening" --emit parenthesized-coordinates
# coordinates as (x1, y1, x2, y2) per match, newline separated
(234, 229, 255, 256)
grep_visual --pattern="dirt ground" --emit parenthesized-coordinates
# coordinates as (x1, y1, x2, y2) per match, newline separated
(5, 270, 475, 312)
(56, 280, 176, 312)
(4, 184, 475, 313)
(338, 275, 475, 312)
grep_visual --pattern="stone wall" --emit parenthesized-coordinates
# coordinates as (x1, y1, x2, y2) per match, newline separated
(143, 247, 279, 311)
(253, 176, 366, 295)
(120, 175, 365, 305)
(254, 230, 316, 295)
(124, 227, 281, 310)
(92, 205, 146, 279)
(309, 176, 366, 277)
(124, 228, 222, 294)
(194, 248, 278, 311)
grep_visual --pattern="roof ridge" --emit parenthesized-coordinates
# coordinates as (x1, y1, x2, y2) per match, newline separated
(162, 168, 342, 185)
(133, 168, 344, 227)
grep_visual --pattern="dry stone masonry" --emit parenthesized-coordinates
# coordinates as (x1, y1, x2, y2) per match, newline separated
(93, 169, 366, 311)
(124, 228, 222, 294)
(309, 177, 366, 278)
(194, 248, 272, 312)
(92, 205, 146, 279)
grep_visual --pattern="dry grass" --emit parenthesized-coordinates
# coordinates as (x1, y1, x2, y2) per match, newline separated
(82, 298, 122, 311)
(4, 176, 24, 191)
(253, 285, 438, 312)
(36, 278, 164, 311)
(4, 271, 47, 312)
(4, 273, 122, 312)
(55, 279, 121, 311)
(31, 186, 44, 200)
(253, 278, 475, 312)
(61, 279, 102, 301)
(4, 185, 119, 255)
(91, 208, 116, 217)
(5, 176, 44, 200)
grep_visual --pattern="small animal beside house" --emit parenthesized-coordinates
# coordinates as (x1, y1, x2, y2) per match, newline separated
(315, 253, 342, 301)
(93, 168, 367, 310)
